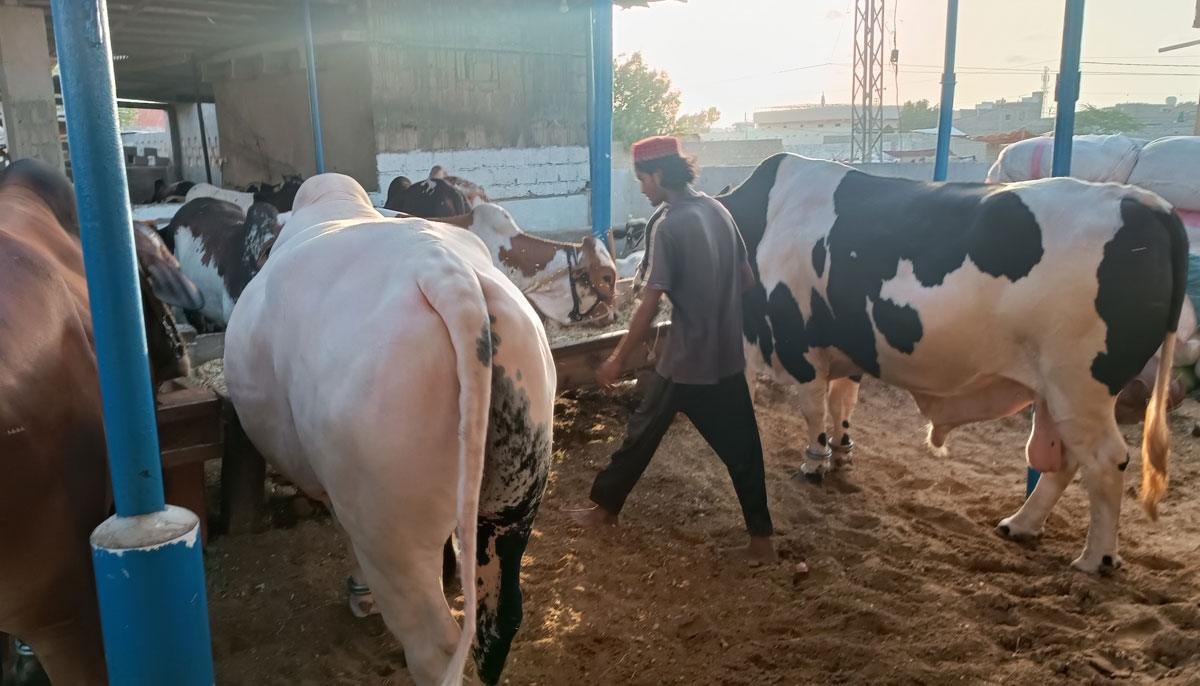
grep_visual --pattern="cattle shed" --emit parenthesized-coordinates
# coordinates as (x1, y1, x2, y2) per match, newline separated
(0, 0, 677, 231)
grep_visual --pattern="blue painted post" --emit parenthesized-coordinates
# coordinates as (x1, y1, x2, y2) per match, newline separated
(1028, 0, 1085, 499)
(932, 0, 958, 182)
(1051, 0, 1086, 178)
(589, 0, 614, 241)
(303, 0, 326, 174)
(49, 1, 215, 683)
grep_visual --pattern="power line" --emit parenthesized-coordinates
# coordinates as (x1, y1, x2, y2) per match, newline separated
(1082, 60, 1200, 68)
(702, 61, 1200, 86)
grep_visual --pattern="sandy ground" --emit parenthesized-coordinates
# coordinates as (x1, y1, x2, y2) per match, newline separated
(203, 377, 1200, 686)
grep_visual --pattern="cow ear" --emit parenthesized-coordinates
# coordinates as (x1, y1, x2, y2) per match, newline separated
(256, 235, 278, 271)
(140, 257, 205, 311)
(132, 223, 205, 310)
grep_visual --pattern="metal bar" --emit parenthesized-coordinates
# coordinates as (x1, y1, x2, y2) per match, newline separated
(932, 0, 958, 181)
(1029, 0, 1086, 498)
(588, 0, 613, 241)
(1051, 0, 1085, 178)
(48, 1, 215, 681)
(168, 105, 184, 182)
(51, 0, 166, 518)
(1158, 37, 1200, 53)
(191, 60, 213, 183)
(303, 0, 326, 174)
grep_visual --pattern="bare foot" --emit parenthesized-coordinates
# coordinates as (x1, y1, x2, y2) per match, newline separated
(565, 505, 618, 529)
(721, 536, 779, 567)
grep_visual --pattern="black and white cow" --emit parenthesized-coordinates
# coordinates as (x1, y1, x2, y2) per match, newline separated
(716, 152, 1187, 573)
(384, 176, 470, 218)
(159, 197, 282, 329)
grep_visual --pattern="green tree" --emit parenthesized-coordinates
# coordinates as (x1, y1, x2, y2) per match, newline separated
(118, 108, 138, 129)
(673, 106, 721, 136)
(1073, 105, 1144, 135)
(612, 52, 721, 145)
(899, 99, 940, 132)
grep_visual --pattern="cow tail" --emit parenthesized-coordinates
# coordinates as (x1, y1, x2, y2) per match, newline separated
(1140, 207, 1188, 520)
(422, 266, 492, 686)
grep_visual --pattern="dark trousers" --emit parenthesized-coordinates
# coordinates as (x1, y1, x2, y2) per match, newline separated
(589, 372, 774, 537)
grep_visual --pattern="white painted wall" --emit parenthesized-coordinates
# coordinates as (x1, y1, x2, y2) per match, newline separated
(120, 131, 172, 161)
(173, 103, 222, 187)
(371, 146, 591, 232)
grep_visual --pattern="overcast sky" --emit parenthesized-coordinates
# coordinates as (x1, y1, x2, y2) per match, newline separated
(612, 0, 1200, 126)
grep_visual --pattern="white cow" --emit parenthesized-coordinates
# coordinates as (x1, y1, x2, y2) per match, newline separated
(716, 153, 1187, 573)
(224, 174, 555, 686)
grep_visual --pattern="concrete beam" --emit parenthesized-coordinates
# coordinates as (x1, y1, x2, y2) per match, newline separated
(0, 6, 63, 171)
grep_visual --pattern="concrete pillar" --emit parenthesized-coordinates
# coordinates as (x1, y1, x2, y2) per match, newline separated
(171, 102, 221, 186)
(0, 6, 63, 171)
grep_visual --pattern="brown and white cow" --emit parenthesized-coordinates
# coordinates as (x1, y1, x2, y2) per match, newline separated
(159, 197, 282, 329)
(224, 174, 554, 686)
(716, 152, 1186, 572)
(0, 159, 200, 685)
(439, 204, 619, 326)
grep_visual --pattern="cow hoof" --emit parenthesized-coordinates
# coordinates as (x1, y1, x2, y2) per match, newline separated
(994, 521, 1040, 542)
(1071, 554, 1123, 574)
(347, 576, 378, 618)
(793, 468, 824, 484)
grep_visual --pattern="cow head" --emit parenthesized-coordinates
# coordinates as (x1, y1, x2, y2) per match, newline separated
(569, 236, 620, 322)
(243, 201, 283, 271)
(0, 160, 199, 388)
(132, 221, 204, 386)
(461, 205, 619, 325)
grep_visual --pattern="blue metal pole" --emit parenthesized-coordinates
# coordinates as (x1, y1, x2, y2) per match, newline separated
(932, 0, 958, 182)
(1051, 0, 1086, 178)
(1029, 0, 1085, 499)
(49, 1, 215, 682)
(303, 0, 326, 174)
(589, 0, 613, 241)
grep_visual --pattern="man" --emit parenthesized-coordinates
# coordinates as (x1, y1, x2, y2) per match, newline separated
(569, 136, 776, 565)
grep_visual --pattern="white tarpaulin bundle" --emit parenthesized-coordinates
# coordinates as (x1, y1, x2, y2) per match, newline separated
(1127, 136, 1200, 212)
(985, 133, 1147, 184)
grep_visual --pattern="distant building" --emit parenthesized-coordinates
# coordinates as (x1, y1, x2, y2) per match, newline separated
(1110, 99, 1197, 138)
(952, 92, 1052, 137)
(751, 104, 902, 145)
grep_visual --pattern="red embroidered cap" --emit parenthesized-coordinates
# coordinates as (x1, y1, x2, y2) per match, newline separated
(631, 136, 682, 163)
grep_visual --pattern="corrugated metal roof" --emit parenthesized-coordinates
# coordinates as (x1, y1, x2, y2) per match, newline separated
(13, 0, 682, 103)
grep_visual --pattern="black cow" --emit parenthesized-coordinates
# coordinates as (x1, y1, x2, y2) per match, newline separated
(383, 176, 469, 218)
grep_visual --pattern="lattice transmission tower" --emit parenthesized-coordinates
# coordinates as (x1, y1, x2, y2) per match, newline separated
(851, 0, 886, 163)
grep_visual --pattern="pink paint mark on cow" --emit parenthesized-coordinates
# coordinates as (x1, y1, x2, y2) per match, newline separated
(1027, 400, 1063, 473)
(1029, 138, 1052, 179)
